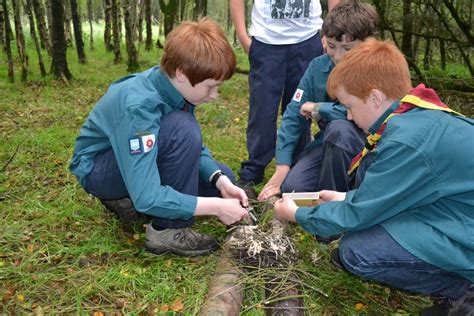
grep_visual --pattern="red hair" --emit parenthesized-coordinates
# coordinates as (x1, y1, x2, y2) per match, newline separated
(327, 39, 412, 101)
(161, 18, 236, 86)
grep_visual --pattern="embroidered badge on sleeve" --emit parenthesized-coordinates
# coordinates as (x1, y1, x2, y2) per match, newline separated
(129, 137, 142, 155)
(293, 89, 304, 102)
(141, 134, 156, 153)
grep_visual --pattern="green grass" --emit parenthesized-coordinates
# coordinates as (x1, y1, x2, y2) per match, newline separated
(1, 32, 462, 315)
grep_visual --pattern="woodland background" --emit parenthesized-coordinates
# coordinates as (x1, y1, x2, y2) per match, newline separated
(0, 0, 473, 315)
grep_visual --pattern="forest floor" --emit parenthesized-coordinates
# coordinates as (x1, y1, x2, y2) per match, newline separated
(2, 40, 468, 315)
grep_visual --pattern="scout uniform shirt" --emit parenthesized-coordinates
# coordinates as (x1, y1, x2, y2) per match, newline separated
(276, 54, 346, 166)
(295, 98, 474, 282)
(70, 66, 220, 219)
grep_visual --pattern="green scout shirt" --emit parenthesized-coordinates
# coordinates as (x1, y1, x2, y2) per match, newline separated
(276, 54, 346, 166)
(296, 101, 474, 282)
(70, 66, 219, 219)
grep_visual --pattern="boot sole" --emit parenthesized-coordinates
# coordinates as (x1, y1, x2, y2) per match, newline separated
(145, 244, 218, 257)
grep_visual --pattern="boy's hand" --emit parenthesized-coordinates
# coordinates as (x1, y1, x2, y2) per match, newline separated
(216, 199, 249, 225)
(319, 190, 346, 202)
(300, 102, 322, 122)
(274, 196, 298, 222)
(216, 175, 249, 206)
(258, 165, 290, 200)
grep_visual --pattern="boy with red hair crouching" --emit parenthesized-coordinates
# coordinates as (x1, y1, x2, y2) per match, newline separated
(70, 18, 250, 257)
(274, 38, 474, 314)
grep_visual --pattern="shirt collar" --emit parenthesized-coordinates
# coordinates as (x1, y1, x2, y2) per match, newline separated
(151, 66, 185, 110)
(322, 54, 334, 73)
(368, 100, 400, 134)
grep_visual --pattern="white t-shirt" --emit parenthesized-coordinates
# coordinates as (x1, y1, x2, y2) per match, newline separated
(249, 0, 323, 45)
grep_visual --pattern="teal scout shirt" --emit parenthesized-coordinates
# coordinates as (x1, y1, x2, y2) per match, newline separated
(70, 66, 220, 219)
(296, 101, 474, 281)
(276, 54, 346, 165)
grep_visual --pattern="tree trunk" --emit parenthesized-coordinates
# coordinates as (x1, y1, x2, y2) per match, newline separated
(2, 0, 15, 82)
(193, 0, 206, 20)
(137, 0, 144, 42)
(63, 0, 72, 46)
(401, 0, 413, 60)
(123, 0, 139, 71)
(25, 0, 46, 76)
(87, 0, 94, 49)
(442, 0, 473, 46)
(423, 37, 431, 71)
(45, 0, 53, 42)
(440, 39, 446, 71)
(144, 0, 152, 50)
(159, 0, 177, 37)
(111, 0, 122, 63)
(0, 0, 4, 51)
(50, 0, 73, 82)
(103, 0, 113, 51)
(12, 0, 29, 81)
(70, 0, 86, 63)
(32, 0, 52, 55)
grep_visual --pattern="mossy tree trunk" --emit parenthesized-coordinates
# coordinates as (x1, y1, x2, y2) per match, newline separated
(12, 0, 29, 81)
(111, 0, 122, 63)
(87, 0, 93, 49)
(70, 0, 86, 63)
(50, 0, 72, 82)
(144, 0, 152, 50)
(25, 0, 46, 76)
(103, 0, 113, 51)
(32, 0, 52, 55)
(1, 0, 15, 82)
(122, 0, 138, 71)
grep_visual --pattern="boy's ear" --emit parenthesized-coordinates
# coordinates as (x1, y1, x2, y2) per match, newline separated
(369, 89, 386, 109)
(175, 68, 188, 83)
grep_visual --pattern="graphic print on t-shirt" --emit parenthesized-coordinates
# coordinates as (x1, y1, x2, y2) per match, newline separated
(270, 0, 311, 19)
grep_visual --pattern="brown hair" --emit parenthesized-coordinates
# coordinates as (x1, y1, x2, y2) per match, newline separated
(327, 39, 412, 101)
(160, 18, 236, 86)
(322, 0, 379, 42)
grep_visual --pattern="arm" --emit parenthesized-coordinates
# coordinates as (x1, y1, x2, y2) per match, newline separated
(295, 141, 439, 237)
(230, 0, 251, 54)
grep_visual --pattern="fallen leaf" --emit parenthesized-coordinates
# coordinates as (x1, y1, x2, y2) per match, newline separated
(355, 302, 367, 310)
(160, 304, 169, 312)
(93, 312, 104, 316)
(171, 299, 184, 312)
(147, 305, 156, 315)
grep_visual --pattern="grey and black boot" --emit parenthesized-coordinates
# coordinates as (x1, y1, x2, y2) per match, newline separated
(145, 224, 218, 257)
(421, 288, 474, 316)
(100, 197, 150, 232)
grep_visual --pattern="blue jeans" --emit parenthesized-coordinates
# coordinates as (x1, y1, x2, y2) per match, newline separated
(239, 33, 323, 183)
(84, 111, 235, 229)
(281, 119, 366, 193)
(339, 225, 472, 300)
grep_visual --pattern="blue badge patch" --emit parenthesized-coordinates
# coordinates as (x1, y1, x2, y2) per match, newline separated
(129, 137, 142, 155)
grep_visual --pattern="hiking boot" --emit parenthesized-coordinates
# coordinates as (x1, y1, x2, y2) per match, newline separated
(144, 224, 218, 257)
(100, 197, 150, 231)
(421, 289, 474, 316)
(330, 248, 347, 271)
(236, 179, 258, 200)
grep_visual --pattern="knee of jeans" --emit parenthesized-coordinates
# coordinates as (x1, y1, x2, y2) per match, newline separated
(339, 234, 375, 277)
(281, 174, 303, 193)
(324, 120, 365, 149)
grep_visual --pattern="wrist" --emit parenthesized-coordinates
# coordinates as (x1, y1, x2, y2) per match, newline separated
(210, 171, 223, 189)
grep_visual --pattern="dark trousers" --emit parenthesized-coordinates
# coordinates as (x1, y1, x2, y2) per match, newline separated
(239, 33, 323, 183)
(84, 111, 235, 229)
(281, 119, 366, 193)
(340, 225, 472, 300)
